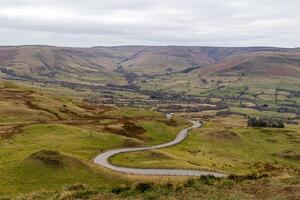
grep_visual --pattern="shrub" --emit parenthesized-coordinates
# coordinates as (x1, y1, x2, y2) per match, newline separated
(247, 117, 284, 128)
(134, 182, 154, 193)
(183, 178, 195, 187)
(111, 185, 130, 194)
(198, 175, 220, 185)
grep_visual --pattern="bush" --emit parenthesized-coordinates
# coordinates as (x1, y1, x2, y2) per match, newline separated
(183, 178, 195, 187)
(111, 185, 130, 194)
(134, 182, 154, 193)
(228, 173, 267, 181)
(247, 117, 284, 128)
(198, 175, 220, 185)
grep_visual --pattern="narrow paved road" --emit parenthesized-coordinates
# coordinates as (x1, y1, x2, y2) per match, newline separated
(94, 120, 227, 177)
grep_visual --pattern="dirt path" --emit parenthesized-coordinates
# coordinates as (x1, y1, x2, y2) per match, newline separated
(94, 120, 227, 177)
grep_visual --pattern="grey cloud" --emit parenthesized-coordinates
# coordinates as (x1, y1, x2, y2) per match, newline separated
(0, 0, 299, 47)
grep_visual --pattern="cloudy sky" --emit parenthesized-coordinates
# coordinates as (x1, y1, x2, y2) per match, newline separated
(0, 0, 299, 47)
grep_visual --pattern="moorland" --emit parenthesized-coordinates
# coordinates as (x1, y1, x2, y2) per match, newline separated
(0, 45, 299, 199)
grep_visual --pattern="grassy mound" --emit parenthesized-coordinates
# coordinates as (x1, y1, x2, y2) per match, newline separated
(104, 121, 148, 141)
(26, 149, 82, 168)
(3, 149, 129, 196)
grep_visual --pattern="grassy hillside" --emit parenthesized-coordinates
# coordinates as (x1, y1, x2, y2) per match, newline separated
(0, 81, 191, 197)
(6, 175, 300, 200)
(196, 52, 300, 77)
(0, 46, 128, 86)
(111, 115, 300, 176)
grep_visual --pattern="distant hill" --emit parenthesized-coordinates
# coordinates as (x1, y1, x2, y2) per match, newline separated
(0, 45, 299, 85)
(196, 51, 300, 77)
(0, 46, 128, 86)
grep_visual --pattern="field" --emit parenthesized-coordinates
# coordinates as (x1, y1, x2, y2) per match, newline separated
(135, 73, 300, 110)
(111, 115, 300, 175)
(108, 115, 300, 199)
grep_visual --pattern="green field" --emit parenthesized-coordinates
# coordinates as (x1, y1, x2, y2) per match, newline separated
(135, 74, 300, 113)
(111, 115, 300, 176)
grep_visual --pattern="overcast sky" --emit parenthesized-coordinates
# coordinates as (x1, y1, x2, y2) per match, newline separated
(0, 0, 299, 47)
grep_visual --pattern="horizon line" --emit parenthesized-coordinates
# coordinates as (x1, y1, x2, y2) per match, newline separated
(0, 44, 298, 49)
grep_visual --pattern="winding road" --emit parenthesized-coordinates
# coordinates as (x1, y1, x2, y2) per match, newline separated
(94, 120, 227, 177)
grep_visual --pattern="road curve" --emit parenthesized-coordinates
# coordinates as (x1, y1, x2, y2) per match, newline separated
(94, 120, 227, 177)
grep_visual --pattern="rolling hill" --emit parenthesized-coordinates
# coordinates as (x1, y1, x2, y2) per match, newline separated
(0, 45, 299, 112)
(0, 45, 297, 81)
(196, 51, 300, 77)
